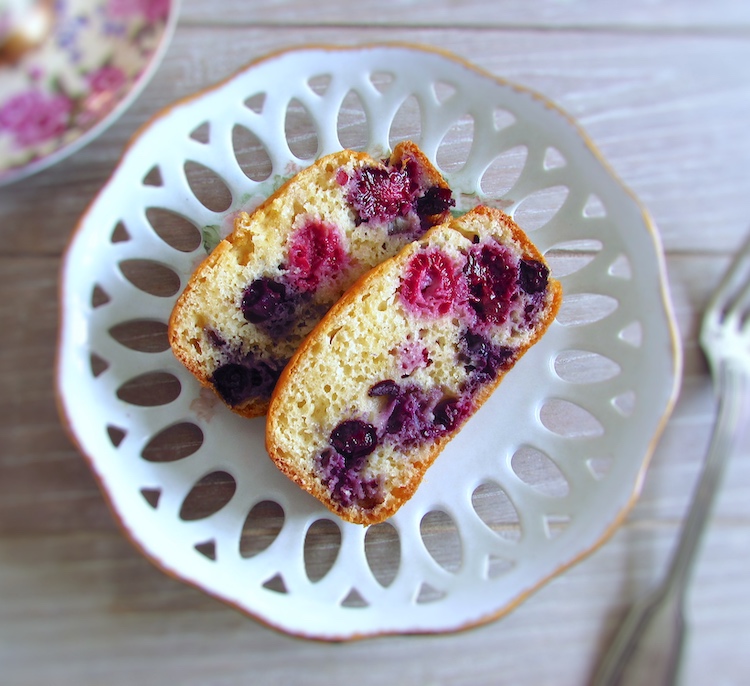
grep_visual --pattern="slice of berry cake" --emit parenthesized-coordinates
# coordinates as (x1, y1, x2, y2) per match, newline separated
(168, 142, 454, 417)
(266, 205, 562, 525)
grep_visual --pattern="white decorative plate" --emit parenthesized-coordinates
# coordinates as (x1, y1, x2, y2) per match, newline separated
(57, 44, 681, 640)
(0, 0, 179, 185)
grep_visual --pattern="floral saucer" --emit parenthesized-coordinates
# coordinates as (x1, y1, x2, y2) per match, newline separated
(0, 0, 178, 185)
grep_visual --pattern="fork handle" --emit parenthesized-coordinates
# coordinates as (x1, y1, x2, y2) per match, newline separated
(666, 359, 748, 597)
(591, 360, 748, 686)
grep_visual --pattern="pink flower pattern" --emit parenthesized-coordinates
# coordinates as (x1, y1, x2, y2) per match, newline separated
(87, 65, 127, 94)
(0, 0, 171, 178)
(0, 91, 73, 147)
(108, 0, 170, 22)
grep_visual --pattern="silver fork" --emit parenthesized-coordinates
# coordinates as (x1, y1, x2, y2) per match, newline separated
(591, 233, 750, 686)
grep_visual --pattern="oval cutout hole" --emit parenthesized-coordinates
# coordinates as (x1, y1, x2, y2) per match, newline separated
(480, 146, 528, 199)
(420, 510, 462, 574)
(232, 125, 273, 182)
(540, 398, 605, 438)
(146, 208, 202, 253)
(511, 446, 570, 497)
(118, 259, 180, 298)
(436, 113, 474, 174)
(184, 161, 232, 212)
(556, 293, 619, 327)
(141, 422, 203, 463)
(304, 519, 341, 582)
(337, 89, 368, 151)
(471, 481, 522, 541)
(179, 471, 236, 521)
(554, 349, 621, 384)
(285, 97, 318, 160)
(389, 94, 422, 147)
(514, 184, 569, 231)
(544, 238, 603, 278)
(240, 500, 285, 558)
(109, 319, 169, 353)
(364, 522, 401, 588)
(117, 372, 181, 407)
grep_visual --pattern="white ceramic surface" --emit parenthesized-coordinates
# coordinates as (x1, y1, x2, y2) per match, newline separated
(0, 0, 179, 185)
(56, 44, 682, 640)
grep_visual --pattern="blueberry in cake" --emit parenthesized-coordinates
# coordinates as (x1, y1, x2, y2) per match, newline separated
(168, 142, 454, 418)
(266, 205, 563, 525)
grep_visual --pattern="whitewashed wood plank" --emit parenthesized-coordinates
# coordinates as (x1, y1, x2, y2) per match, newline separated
(1, 518, 748, 686)
(179, 0, 750, 30)
(1, 27, 747, 255)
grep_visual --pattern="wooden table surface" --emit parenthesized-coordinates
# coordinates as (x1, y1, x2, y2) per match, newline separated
(2, 2, 750, 684)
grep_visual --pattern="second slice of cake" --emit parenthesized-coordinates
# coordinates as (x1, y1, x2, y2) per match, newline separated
(266, 206, 563, 525)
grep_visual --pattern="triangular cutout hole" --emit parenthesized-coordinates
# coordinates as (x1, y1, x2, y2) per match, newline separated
(140, 487, 161, 509)
(90, 352, 109, 378)
(142, 165, 163, 186)
(111, 221, 130, 243)
(341, 588, 369, 608)
(194, 540, 216, 560)
(416, 582, 446, 604)
(106, 425, 126, 448)
(189, 121, 210, 144)
(262, 573, 288, 594)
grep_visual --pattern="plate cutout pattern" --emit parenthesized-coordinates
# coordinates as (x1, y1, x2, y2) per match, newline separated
(57, 46, 678, 639)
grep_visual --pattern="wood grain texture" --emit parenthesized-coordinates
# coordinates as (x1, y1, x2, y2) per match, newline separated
(1, 27, 748, 255)
(2, 2, 750, 684)
(179, 0, 750, 30)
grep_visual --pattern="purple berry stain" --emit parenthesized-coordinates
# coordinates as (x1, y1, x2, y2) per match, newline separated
(318, 419, 382, 509)
(241, 278, 285, 323)
(464, 242, 517, 325)
(416, 185, 455, 223)
(518, 258, 549, 295)
(330, 419, 378, 461)
(459, 329, 515, 385)
(210, 355, 283, 407)
(432, 396, 464, 433)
